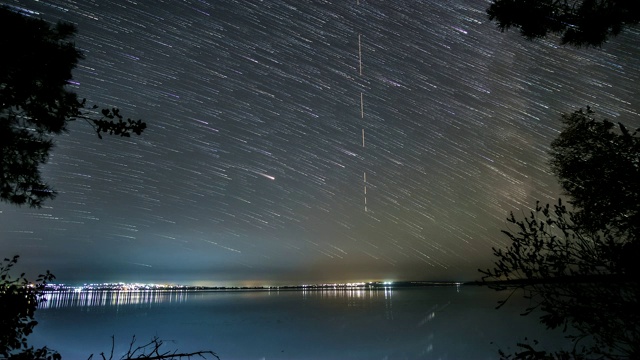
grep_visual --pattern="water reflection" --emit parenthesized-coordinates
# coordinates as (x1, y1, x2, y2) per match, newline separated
(384, 287, 393, 320)
(41, 290, 191, 309)
(297, 287, 395, 317)
(33, 287, 571, 359)
(297, 286, 393, 299)
(42, 287, 402, 317)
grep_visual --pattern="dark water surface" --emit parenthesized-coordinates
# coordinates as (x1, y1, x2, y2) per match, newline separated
(32, 286, 569, 359)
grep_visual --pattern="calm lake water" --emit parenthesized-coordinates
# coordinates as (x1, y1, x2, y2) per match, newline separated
(31, 286, 570, 359)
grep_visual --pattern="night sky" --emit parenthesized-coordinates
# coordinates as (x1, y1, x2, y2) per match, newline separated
(1, 0, 639, 286)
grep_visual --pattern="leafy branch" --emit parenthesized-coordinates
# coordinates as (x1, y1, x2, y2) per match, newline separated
(74, 100, 146, 140)
(0, 255, 59, 359)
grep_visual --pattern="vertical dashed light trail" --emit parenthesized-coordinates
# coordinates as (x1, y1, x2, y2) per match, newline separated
(358, 2, 367, 213)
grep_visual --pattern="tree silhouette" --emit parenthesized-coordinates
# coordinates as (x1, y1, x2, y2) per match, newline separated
(0, 255, 60, 360)
(550, 107, 640, 244)
(0, 6, 146, 208)
(487, 0, 640, 47)
(480, 109, 640, 359)
(88, 336, 219, 360)
(481, 201, 639, 359)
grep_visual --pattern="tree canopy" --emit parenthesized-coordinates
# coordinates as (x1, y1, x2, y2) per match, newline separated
(550, 107, 640, 243)
(481, 108, 640, 359)
(0, 6, 146, 208)
(487, 0, 640, 47)
(485, 2, 640, 358)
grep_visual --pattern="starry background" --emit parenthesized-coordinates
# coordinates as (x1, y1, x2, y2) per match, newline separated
(1, 0, 639, 286)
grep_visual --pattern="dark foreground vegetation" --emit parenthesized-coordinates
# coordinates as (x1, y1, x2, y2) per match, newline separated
(0, 6, 145, 209)
(481, 2, 640, 358)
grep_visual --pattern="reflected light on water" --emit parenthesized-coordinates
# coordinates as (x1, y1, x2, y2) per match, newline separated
(32, 287, 574, 359)
(385, 287, 393, 320)
(298, 286, 393, 300)
(41, 290, 190, 309)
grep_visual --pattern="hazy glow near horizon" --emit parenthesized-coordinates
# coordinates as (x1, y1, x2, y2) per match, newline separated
(1, 0, 639, 286)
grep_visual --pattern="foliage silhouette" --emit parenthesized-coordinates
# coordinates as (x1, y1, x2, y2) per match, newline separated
(0, 255, 60, 360)
(481, 201, 639, 359)
(487, 0, 640, 47)
(0, 6, 146, 208)
(550, 107, 640, 245)
(480, 109, 640, 359)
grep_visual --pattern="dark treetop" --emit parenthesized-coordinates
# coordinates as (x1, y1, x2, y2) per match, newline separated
(0, 6, 145, 208)
(487, 0, 640, 47)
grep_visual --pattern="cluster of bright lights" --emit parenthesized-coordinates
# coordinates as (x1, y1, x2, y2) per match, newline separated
(42, 281, 401, 292)
(44, 283, 193, 292)
(37, 281, 477, 293)
(297, 282, 393, 289)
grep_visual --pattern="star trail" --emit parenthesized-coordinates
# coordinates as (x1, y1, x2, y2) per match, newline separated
(1, 0, 639, 286)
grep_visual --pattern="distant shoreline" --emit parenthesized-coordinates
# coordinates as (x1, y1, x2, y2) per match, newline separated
(43, 280, 467, 293)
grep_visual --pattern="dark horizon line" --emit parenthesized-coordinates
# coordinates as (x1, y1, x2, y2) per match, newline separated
(43, 280, 474, 291)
